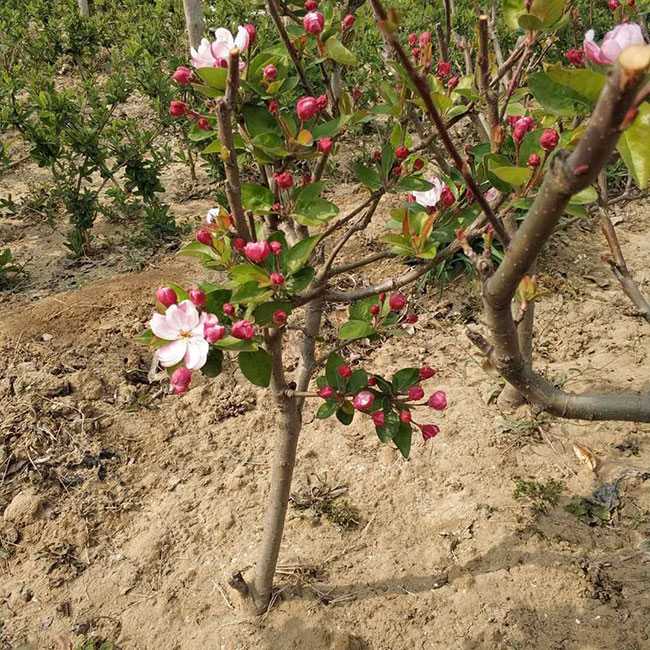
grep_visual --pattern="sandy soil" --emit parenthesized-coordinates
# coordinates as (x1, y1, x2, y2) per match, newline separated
(1, 150, 650, 650)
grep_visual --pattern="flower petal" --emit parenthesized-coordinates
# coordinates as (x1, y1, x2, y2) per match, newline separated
(150, 312, 179, 340)
(184, 338, 209, 370)
(234, 25, 250, 52)
(158, 340, 188, 367)
(175, 300, 201, 331)
(214, 28, 234, 47)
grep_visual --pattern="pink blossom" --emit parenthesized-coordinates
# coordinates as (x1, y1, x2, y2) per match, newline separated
(400, 410, 412, 423)
(172, 66, 192, 84)
(231, 320, 255, 340)
(371, 410, 385, 427)
(297, 96, 318, 120)
(420, 424, 440, 441)
(157, 286, 177, 307)
(318, 385, 334, 398)
(150, 300, 210, 370)
(190, 27, 250, 69)
(244, 240, 271, 264)
(171, 367, 192, 394)
(269, 241, 283, 255)
(303, 11, 325, 35)
(408, 385, 425, 401)
(428, 390, 447, 410)
(411, 173, 444, 208)
(353, 390, 375, 411)
(583, 23, 645, 66)
(419, 366, 436, 380)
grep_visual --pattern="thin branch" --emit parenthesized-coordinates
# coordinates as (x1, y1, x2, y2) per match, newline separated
(330, 250, 395, 276)
(477, 15, 499, 150)
(436, 23, 448, 62)
(369, 0, 510, 247)
(443, 0, 452, 50)
(490, 37, 528, 89)
(215, 48, 251, 241)
(497, 44, 530, 123)
(318, 192, 382, 241)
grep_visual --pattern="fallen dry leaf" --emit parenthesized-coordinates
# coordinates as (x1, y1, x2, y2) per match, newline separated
(573, 442, 597, 471)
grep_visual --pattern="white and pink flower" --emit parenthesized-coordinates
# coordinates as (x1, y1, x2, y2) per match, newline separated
(190, 27, 250, 69)
(411, 174, 444, 208)
(150, 300, 210, 370)
(583, 23, 645, 66)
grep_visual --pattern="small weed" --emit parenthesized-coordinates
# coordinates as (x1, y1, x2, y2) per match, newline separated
(0, 248, 28, 288)
(513, 478, 565, 513)
(75, 642, 114, 650)
(291, 477, 361, 530)
(627, 507, 650, 530)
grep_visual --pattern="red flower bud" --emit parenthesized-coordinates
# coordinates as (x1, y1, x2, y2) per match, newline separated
(302, 173, 312, 186)
(419, 31, 431, 45)
(171, 367, 192, 394)
(389, 293, 407, 311)
(264, 64, 278, 81)
(371, 410, 385, 427)
(428, 390, 447, 410)
(268, 99, 279, 116)
(231, 320, 255, 340)
(316, 94, 328, 111)
(367, 376, 377, 386)
(274, 171, 293, 189)
(303, 11, 325, 35)
(223, 302, 235, 316)
(296, 96, 318, 121)
(608, 0, 619, 9)
(392, 165, 403, 176)
(304, 0, 318, 10)
(353, 390, 375, 411)
(412, 47, 421, 58)
(370, 304, 380, 316)
(197, 117, 210, 131)
(337, 364, 352, 379)
(408, 385, 425, 401)
(244, 24, 257, 45)
(419, 366, 436, 380)
(408, 33, 418, 46)
(448, 76, 459, 90)
(441, 186, 455, 207)
(528, 153, 541, 168)
(232, 237, 245, 251)
(244, 240, 271, 264)
(379, 292, 386, 302)
(269, 241, 283, 255)
(406, 313, 418, 324)
(342, 14, 355, 29)
(413, 158, 424, 171)
(169, 100, 188, 117)
(565, 49, 585, 67)
(189, 288, 206, 308)
(196, 229, 212, 245)
(420, 424, 440, 441)
(395, 145, 409, 161)
(205, 324, 226, 343)
(437, 60, 451, 77)
(318, 137, 333, 154)
(272, 203, 281, 212)
(540, 129, 559, 152)
(318, 385, 334, 398)
(172, 66, 192, 84)
(373, 150, 382, 162)
(400, 410, 412, 423)
(157, 286, 177, 307)
(272, 309, 287, 325)
(270, 272, 285, 286)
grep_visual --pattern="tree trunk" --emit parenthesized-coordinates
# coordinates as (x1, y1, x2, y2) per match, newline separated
(182, 0, 205, 51)
(77, 0, 90, 18)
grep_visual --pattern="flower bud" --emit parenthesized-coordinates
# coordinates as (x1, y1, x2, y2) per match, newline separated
(172, 66, 192, 84)
(413, 158, 424, 171)
(171, 367, 192, 394)
(389, 293, 407, 311)
(231, 319, 255, 340)
(408, 385, 425, 401)
(196, 229, 212, 245)
(525, 0, 533, 9)
(197, 117, 210, 131)
(540, 128, 559, 152)
(318, 137, 333, 154)
(608, 0, 619, 8)
(513, 119, 529, 143)
(296, 96, 318, 120)
(264, 64, 278, 81)
(406, 314, 418, 324)
(272, 309, 287, 325)
(379, 292, 386, 302)
(367, 376, 377, 386)
(447, 76, 459, 90)
(395, 145, 409, 161)
(270, 272, 285, 286)
(400, 410, 412, 423)
(419, 366, 436, 380)
(342, 14, 356, 29)
(371, 410, 385, 427)
(412, 47, 421, 58)
(268, 99, 279, 116)
(244, 240, 271, 264)
(370, 304, 380, 316)
(269, 241, 283, 255)
(565, 48, 585, 66)
(392, 165, 403, 176)
(223, 302, 235, 316)
(441, 186, 455, 207)
(420, 424, 440, 441)
(169, 100, 188, 117)
(205, 324, 226, 343)
(528, 153, 541, 168)
(274, 171, 293, 189)
(304, 0, 318, 10)
(316, 94, 328, 111)
(317, 385, 334, 398)
(244, 23, 257, 45)
(272, 203, 281, 212)
(337, 364, 352, 379)
(437, 60, 451, 77)
(373, 150, 382, 162)
(428, 390, 447, 410)
(157, 286, 178, 307)
(408, 33, 418, 46)
(303, 11, 325, 35)
(189, 288, 206, 307)
(353, 390, 375, 411)
(419, 31, 431, 45)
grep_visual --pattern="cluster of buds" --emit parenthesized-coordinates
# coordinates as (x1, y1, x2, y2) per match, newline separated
(296, 94, 328, 120)
(370, 292, 418, 327)
(169, 100, 211, 131)
(303, 9, 325, 35)
(510, 116, 535, 143)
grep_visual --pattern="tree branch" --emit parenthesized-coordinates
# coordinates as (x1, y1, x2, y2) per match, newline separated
(477, 15, 499, 149)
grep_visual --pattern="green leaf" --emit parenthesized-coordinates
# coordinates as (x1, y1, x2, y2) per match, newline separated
(546, 65, 605, 103)
(231, 281, 270, 304)
(355, 164, 383, 190)
(285, 235, 321, 275)
(529, 71, 593, 117)
(238, 349, 272, 387)
(326, 351, 346, 389)
(349, 296, 380, 323)
(294, 196, 339, 225)
(394, 176, 434, 192)
(285, 266, 315, 291)
(202, 348, 223, 377)
(376, 411, 400, 442)
(338, 320, 377, 340)
(243, 103, 282, 138)
(254, 300, 293, 325)
(204, 289, 232, 320)
(214, 336, 258, 351)
(250, 132, 289, 158)
(347, 369, 369, 394)
(617, 102, 650, 189)
(312, 117, 347, 139)
(570, 186, 598, 204)
(336, 406, 354, 425)
(392, 368, 420, 393)
(134, 328, 155, 345)
(229, 264, 268, 284)
(325, 37, 356, 65)
(177, 241, 219, 261)
(492, 166, 533, 188)
(317, 399, 340, 419)
(241, 183, 276, 213)
(202, 139, 222, 154)
(393, 422, 412, 459)
(504, 0, 525, 29)
(197, 67, 227, 90)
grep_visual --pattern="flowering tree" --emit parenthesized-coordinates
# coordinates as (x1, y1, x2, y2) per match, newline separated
(140, 0, 650, 613)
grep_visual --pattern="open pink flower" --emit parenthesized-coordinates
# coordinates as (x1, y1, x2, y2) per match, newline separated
(583, 23, 645, 66)
(191, 27, 250, 69)
(150, 300, 209, 370)
(411, 174, 444, 208)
